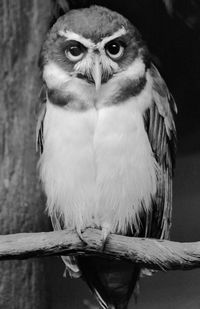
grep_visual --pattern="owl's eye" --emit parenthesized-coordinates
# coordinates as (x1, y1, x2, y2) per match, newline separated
(105, 41, 124, 60)
(65, 43, 85, 61)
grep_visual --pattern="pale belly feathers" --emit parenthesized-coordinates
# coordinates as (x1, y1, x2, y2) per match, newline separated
(39, 85, 159, 235)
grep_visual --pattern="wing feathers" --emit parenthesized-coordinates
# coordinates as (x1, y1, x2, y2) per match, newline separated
(36, 85, 47, 154)
(144, 64, 177, 240)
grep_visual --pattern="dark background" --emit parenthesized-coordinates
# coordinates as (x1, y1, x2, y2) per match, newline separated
(0, 0, 200, 308)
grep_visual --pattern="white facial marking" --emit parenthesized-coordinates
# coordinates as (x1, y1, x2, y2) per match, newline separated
(118, 57, 146, 78)
(59, 30, 95, 49)
(43, 61, 71, 88)
(97, 27, 127, 49)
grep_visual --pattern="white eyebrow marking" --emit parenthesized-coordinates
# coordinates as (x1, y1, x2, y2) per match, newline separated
(59, 30, 95, 49)
(59, 27, 127, 50)
(97, 27, 127, 49)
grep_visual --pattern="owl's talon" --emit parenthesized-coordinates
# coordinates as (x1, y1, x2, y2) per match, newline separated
(76, 229, 88, 245)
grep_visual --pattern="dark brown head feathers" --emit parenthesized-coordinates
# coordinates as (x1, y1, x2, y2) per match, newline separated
(51, 6, 133, 42)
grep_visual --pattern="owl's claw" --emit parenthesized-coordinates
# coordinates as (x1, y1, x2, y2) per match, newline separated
(76, 228, 88, 245)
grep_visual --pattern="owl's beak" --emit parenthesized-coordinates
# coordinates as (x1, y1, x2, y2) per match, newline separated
(91, 55, 102, 91)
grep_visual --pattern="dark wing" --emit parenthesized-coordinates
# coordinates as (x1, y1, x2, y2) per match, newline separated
(36, 84, 47, 154)
(143, 64, 177, 240)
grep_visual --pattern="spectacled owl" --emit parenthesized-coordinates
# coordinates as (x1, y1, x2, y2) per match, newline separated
(37, 5, 177, 309)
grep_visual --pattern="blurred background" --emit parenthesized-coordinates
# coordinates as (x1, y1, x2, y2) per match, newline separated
(0, 0, 200, 308)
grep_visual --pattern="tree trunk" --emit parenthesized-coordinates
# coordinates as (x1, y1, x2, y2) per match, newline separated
(0, 1, 51, 308)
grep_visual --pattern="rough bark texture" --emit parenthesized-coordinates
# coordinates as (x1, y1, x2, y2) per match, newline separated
(1, 228, 200, 271)
(0, 1, 51, 308)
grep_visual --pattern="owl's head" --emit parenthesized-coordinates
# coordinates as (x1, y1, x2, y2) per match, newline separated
(40, 5, 148, 91)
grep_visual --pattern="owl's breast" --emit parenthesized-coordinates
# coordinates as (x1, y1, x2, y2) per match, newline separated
(40, 93, 159, 234)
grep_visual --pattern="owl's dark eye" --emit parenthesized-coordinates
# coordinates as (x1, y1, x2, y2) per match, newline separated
(105, 41, 124, 60)
(65, 42, 85, 62)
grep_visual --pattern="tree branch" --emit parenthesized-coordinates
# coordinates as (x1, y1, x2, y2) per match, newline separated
(0, 228, 200, 271)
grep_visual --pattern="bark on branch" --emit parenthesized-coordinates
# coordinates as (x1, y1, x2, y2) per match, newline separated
(0, 228, 200, 271)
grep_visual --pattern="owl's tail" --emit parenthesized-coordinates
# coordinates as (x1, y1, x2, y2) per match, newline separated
(78, 256, 140, 309)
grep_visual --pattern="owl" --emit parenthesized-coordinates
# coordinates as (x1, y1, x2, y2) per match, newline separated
(37, 5, 177, 309)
